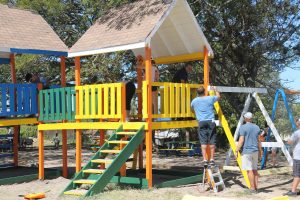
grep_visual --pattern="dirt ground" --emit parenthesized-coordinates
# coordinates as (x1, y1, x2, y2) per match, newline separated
(0, 146, 299, 200)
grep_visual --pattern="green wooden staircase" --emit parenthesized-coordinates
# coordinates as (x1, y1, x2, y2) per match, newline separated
(62, 124, 145, 197)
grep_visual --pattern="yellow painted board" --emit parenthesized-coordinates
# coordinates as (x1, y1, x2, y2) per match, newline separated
(91, 86, 96, 117)
(116, 132, 137, 135)
(0, 118, 38, 127)
(97, 86, 102, 117)
(164, 82, 169, 115)
(152, 120, 198, 130)
(213, 100, 250, 188)
(78, 86, 84, 118)
(84, 86, 90, 117)
(154, 52, 211, 65)
(117, 84, 121, 118)
(267, 196, 289, 200)
(104, 85, 109, 116)
(186, 85, 191, 114)
(142, 81, 148, 118)
(91, 159, 113, 164)
(111, 85, 115, 118)
(170, 83, 174, 116)
(108, 140, 129, 144)
(83, 169, 105, 174)
(181, 84, 186, 117)
(100, 149, 121, 154)
(160, 90, 164, 113)
(73, 179, 96, 184)
(38, 122, 147, 131)
(175, 85, 180, 118)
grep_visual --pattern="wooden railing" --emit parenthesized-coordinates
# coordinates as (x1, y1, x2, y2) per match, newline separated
(143, 82, 202, 119)
(75, 83, 124, 120)
(0, 84, 38, 117)
(39, 87, 76, 121)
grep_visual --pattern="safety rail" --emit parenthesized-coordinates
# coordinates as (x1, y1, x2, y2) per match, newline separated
(0, 84, 38, 117)
(143, 82, 201, 118)
(75, 83, 124, 120)
(39, 87, 76, 121)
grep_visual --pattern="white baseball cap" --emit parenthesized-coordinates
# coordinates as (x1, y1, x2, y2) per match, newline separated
(244, 112, 253, 119)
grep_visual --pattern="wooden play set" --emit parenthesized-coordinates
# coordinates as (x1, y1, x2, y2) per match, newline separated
(0, 0, 297, 198)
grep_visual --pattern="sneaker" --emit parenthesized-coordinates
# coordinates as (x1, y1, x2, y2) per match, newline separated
(284, 191, 297, 197)
(202, 160, 208, 168)
(209, 160, 216, 167)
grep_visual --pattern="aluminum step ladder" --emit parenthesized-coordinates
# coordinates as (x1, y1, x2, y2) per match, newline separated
(202, 165, 225, 193)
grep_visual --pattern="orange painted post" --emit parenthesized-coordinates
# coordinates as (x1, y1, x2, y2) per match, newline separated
(136, 56, 144, 169)
(38, 130, 44, 179)
(203, 46, 209, 96)
(10, 54, 19, 166)
(75, 56, 82, 173)
(60, 56, 68, 178)
(120, 83, 127, 176)
(145, 46, 153, 188)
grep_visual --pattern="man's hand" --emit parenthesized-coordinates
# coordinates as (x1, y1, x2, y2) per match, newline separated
(235, 150, 239, 159)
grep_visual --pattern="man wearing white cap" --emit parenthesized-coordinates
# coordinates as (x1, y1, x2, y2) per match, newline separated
(284, 119, 300, 197)
(235, 112, 261, 193)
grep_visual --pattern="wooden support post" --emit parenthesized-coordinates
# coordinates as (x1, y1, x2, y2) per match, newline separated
(60, 56, 68, 178)
(203, 46, 209, 96)
(38, 130, 44, 179)
(75, 56, 82, 173)
(145, 46, 153, 188)
(136, 56, 144, 169)
(120, 83, 127, 176)
(10, 54, 19, 166)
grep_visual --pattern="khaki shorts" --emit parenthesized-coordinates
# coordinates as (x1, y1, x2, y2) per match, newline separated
(242, 152, 258, 170)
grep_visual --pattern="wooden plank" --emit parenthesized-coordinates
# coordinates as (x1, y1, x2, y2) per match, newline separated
(156, 174, 203, 188)
(110, 85, 115, 118)
(209, 86, 268, 94)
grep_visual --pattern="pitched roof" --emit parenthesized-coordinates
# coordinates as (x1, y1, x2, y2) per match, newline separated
(69, 0, 213, 60)
(0, 4, 68, 58)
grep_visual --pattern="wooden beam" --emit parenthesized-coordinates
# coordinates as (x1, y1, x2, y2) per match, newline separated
(284, 90, 300, 95)
(38, 130, 44, 179)
(155, 52, 209, 65)
(203, 46, 209, 96)
(145, 46, 153, 188)
(75, 56, 82, 173)
(210, 86, 268, 94)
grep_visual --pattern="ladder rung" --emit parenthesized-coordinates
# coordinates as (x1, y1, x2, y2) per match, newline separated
(214, 181, 224, 187)
(108, 140, 129, 144)
(100, 149, 121, 154)
(116, 131, 136, 135)
(91, 159, 113, 164)
(83, 169, 105, 174)
(64, 189, 87, 196)
(212, 173, 220, 177)
(73, 179, 96, 184)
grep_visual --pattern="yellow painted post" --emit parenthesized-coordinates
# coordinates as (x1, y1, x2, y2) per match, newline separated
(213, 98, 250, 188)
(111, 85, 116, 118)
(175, 84, 180, 118)
(169, 83, 174, 117)
(163, 82, 169, 117)
(145, 46, 153, 188)
(75, 56, 82, 173)
(203, 46, 209, 96)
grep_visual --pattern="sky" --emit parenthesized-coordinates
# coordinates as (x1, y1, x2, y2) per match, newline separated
(280, 61, 300, 90)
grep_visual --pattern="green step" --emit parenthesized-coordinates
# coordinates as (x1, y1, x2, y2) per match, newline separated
(91, 159, 114, 164)
(108, 140, 129, 144)
(116, 131, 136, 135)
(73, 179, 96, 184)
(100, 149, 121, 154)
(83, 169, 105, 174)
(64, 189, 87, 196)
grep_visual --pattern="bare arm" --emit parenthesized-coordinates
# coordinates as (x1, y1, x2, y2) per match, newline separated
(212, 86, 221, 100)
(258, 136, 262, 158)
(235, 136, 245, 157)
(287, 139, 293, 145)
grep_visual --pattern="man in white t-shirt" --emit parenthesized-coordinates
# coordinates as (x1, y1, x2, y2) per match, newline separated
(284, 119, 300, 197)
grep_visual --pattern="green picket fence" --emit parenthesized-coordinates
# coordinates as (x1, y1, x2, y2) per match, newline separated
(39, 87, 76, 121)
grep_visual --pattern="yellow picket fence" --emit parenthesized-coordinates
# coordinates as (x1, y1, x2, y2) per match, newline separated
(143, 82, 202, 118)
(75, 83, 124, 120)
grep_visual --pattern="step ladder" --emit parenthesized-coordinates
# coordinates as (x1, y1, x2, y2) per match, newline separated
(62, 124, 145, 197)
(202, 165, 225, 193)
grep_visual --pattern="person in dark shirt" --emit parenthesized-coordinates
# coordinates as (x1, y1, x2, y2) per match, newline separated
(172, 63, 193, 83)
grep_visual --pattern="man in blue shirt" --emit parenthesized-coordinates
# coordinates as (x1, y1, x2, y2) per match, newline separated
(191, 86, 220, 167)
(235, 112, 261, 193)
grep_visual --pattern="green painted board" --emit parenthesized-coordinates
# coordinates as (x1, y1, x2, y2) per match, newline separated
(155, 174, 203, 188)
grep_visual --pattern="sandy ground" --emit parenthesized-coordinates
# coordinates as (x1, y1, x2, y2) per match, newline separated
(0, 146, 298, 200)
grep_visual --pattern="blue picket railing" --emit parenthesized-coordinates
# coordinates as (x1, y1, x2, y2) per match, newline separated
(0, 84, 38, 117)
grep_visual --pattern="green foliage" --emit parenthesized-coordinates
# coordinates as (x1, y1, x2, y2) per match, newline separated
(20, 125, 37, 138)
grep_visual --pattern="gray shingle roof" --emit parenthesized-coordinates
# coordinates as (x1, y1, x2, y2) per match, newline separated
(0, 4, 68, 54)
(70, 0, 171, 54)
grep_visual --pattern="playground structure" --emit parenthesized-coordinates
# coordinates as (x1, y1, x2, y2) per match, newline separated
(1, 0, 298, 198)
(0, 4, 68, 177)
